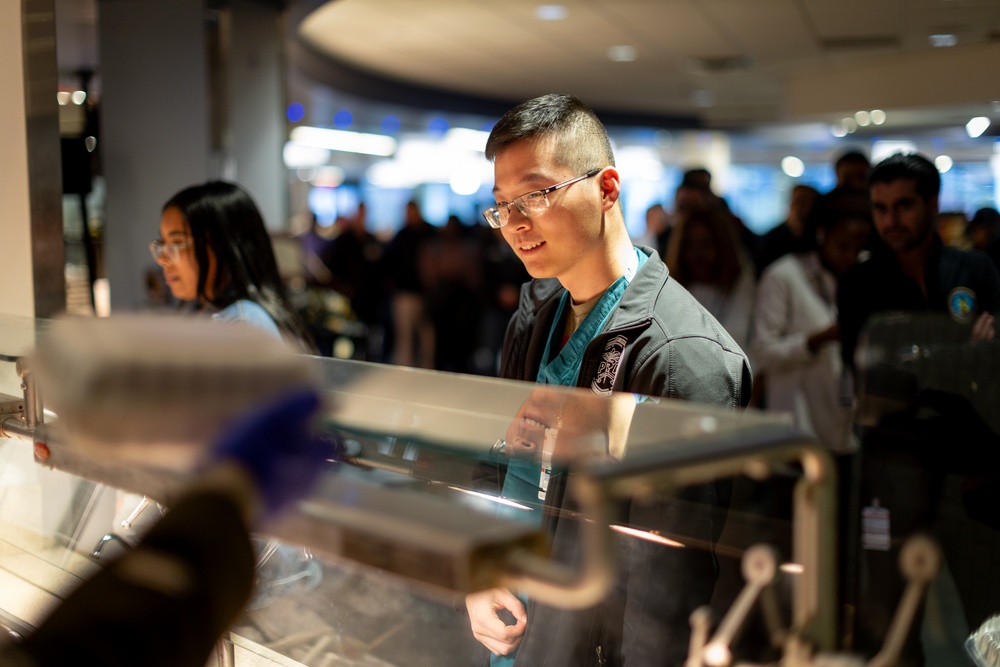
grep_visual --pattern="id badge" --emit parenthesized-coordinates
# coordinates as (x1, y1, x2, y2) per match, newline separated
(538, 427, 557, 500)
(862, 500, 891, 551)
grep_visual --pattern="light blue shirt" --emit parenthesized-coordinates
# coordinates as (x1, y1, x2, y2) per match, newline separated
(211, 299, 282, 340)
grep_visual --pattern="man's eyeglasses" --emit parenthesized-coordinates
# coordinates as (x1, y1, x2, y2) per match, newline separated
(482, 168, 602, 229)
(149, 239, 190, 263)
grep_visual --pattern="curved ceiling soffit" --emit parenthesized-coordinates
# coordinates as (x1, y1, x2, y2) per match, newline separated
(288, 28, 703, 130)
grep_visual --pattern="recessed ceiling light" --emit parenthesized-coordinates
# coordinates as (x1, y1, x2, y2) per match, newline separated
(966, 116, 991, 138)
(781, 156, 805, 178)
(929, 33, 957, 47)
(934, 155, 953, 173)
(607, 45, 637, 62)
(535, 4, 568, 20)
(871, 109, 887, 125)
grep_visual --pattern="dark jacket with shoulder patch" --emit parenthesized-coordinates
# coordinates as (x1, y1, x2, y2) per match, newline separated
(491, 248, 751, 667)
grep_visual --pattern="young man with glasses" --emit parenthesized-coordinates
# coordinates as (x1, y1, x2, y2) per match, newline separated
(468, 94, 751, 666)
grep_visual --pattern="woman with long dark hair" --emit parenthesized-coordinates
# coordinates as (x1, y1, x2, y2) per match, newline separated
(664, 203, 757, 351)
(151, 180, 312, 348)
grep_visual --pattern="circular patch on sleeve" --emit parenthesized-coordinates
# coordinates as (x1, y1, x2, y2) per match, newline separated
(948, 287, 977, 324)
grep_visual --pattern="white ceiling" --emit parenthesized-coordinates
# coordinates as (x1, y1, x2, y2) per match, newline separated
(51, 0, 1000, 141)
(296, 0, 1000, 130)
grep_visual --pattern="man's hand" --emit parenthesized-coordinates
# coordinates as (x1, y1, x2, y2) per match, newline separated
(466, 587, 527, 656)
(971, 312, 996, 342)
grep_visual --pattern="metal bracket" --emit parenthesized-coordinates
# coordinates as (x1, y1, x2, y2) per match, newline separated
(0, 393, 29, 441)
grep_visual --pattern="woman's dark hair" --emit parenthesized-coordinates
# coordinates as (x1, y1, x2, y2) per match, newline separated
(163, 181, 312, 348)
(665, 203, 746, 291)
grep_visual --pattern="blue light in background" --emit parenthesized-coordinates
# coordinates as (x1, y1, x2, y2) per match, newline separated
(381, 115, 401, 134)
(333, 110, 353, 129)
(428, 117, 449, 135)
(286, 103, 305, 123)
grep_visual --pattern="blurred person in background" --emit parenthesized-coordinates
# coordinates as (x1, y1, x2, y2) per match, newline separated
(838, 153, 1000, 377)
(756, 184, 820, 277)
(833, 150, 871, 191)
(679, 167, 760, 264)
(320, 201, 385, 330)
(753, 206, 872, 452)
(383, 200, 438, 368)
(635, 202, 671, 259)
(153, 180, 313, 350)
(967, 206, 1000, 271)
(665, 203, 757, 353)
(424, 214, 483, 373)
(299, 212, 335, 288)
(836, 153, 1000, 667)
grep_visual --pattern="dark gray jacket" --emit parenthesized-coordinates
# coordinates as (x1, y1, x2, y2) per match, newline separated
(500, 247, 751, 407)
(492, 248, 751, 666)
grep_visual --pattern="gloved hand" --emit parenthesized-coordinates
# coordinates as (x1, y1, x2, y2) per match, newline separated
(208, 388, 342, 517)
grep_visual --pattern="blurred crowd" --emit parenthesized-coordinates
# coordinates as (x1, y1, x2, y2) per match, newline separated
(288, 151, 1000, 427)
(293, 196, 531, 376)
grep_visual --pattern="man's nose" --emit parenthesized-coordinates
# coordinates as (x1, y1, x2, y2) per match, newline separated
(508, 206, 531, 230)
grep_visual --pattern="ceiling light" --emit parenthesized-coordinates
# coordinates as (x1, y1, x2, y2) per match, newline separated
(781, 156, 805, 178)
(842, 117, 858, 133)
(831, 124, 848, 138)
(71, 91, 87, 105)
(283, 141, 331, 168)
(607, 45, 637, 62)
(535, 4, 568, 20)
(934, 155, 954, 173)
(966, 116, 991, 138)
(871, 109, 887, 125)
(56, 91, 71, 105)
(855, 110, 871, 127)
(929, 34, 957, 47)
(290, 126, 396, 156)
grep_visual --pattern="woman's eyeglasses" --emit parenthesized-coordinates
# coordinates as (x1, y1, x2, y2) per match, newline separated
(149, 239, 190, 263)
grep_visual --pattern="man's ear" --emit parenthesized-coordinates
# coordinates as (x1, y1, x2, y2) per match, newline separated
(599, 167, 622, 212)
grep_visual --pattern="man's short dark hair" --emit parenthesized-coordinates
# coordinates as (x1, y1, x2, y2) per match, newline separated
(485, 93, 615, 171)
(868, 153, 941, 201)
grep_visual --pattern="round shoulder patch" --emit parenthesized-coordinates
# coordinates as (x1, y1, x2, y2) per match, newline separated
(948, 287, 977, 324)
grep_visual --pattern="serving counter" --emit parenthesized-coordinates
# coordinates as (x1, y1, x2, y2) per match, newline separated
(0, 312, 927, 667)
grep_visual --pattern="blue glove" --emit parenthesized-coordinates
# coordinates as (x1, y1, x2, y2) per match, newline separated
(208, 388, 342, 517)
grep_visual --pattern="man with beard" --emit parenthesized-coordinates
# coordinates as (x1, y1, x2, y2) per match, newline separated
(838, 152, 999, 373)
